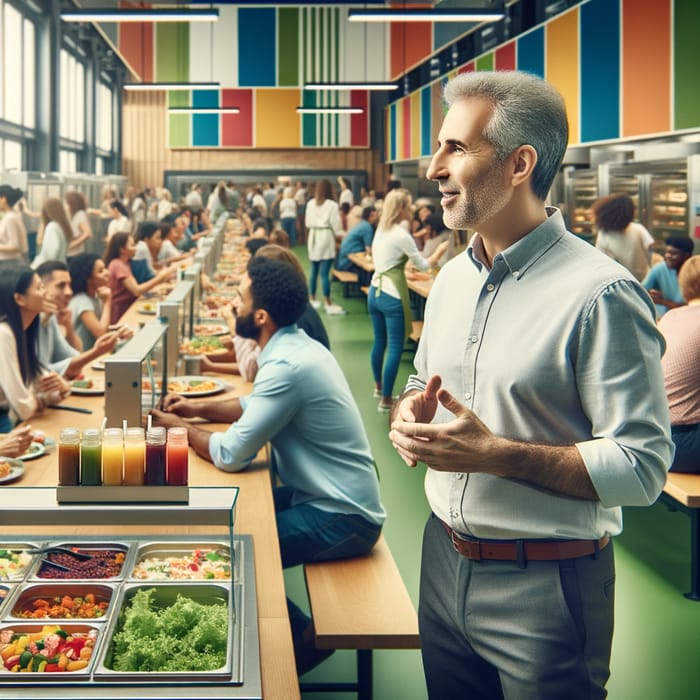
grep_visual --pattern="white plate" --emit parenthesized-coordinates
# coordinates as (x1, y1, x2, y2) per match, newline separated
(17, 442, 46, 461)
(167, 376, 226, 397)
(192, 324, 229, 337)
(137, 303, 158, 315)
(92, 360, 105, 371)
(0, 459, 24, 484)
(71, 378, 105, 395)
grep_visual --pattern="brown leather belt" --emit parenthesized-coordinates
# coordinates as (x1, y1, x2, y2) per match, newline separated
(440, 519, 609, 564)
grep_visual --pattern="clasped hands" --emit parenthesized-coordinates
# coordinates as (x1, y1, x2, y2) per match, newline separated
(389, 375, 501, 475)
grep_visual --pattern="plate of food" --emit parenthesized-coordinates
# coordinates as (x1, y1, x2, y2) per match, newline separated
(71, 377, 105, 395)
(192, 323, 228, 337)
(17, 441, 46, 461)
(180, 336, 228, 356)
(0, 459, 24, 484)
(92, 360, 105, 371)
(142, 377, 226, 397)
(137, 301, 158, 315)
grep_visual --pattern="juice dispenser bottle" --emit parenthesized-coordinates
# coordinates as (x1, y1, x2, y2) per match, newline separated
(166, 426, 188, 486)
(124, 427, 145, 486)
(102, 427, 124, 486)
(80, 428, 102, 486)
(145, 426, 167, 485)
(58, 427, 80, 486)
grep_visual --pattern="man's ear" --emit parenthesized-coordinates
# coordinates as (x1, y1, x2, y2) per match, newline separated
(254, 308, 269, 327)
(511, 145, 538, 185)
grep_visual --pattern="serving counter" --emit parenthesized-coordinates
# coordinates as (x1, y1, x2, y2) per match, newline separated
(1, 367, 300, 699)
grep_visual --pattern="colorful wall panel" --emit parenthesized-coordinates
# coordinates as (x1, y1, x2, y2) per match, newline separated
(385, 0, 700, 163)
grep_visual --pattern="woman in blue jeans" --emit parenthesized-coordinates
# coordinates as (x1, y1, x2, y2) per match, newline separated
(368, 189, 449, 411)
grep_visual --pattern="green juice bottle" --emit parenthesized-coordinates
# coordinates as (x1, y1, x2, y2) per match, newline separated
(80, 428, 102, 486)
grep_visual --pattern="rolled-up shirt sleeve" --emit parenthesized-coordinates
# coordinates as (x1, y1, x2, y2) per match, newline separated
(573, 279, 673, 507)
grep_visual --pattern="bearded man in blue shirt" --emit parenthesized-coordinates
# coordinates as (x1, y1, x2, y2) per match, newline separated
(389, 71, 673, 700)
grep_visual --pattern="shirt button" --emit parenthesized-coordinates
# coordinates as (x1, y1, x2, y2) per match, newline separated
(450, 509, 459, 519)
(513, 270, 520, 278)
(486, 283, 495, 291)
(470, 335, 478, 343)
(464, 392, 472, 400)
(455, 473, 464, 480)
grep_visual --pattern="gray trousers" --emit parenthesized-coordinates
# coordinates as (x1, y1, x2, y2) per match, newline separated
(419, 515, 615, 700)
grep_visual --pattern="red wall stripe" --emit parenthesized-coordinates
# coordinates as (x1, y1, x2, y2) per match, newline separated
(119, 22, 153, 82)
(402, 97, 411, 160)
(221, 89, 253, 147)
(495, 42, 516, 70)
(350, 90, 369, 148)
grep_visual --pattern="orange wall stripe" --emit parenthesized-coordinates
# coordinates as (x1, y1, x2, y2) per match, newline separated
(410, 91, 421, 159)
(255, 90, 300, 148)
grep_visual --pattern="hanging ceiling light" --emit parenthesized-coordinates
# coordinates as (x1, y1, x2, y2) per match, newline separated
(60, 8, 220, 23)
(124, 82, 220, 91)
(348, 8, 504, 22)
(304, 82, 398, 91)
(296, 106, 364, 115)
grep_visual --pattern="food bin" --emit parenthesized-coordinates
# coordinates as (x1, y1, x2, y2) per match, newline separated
(93, 582, 233, 682)
(6, 583, 116, 622)
(0, 584, 16, 617)
(129, 541, 232, 581)
(0, 543, 42, 582)
(0, 623, 102, 680)
(29, 543, 132, 582)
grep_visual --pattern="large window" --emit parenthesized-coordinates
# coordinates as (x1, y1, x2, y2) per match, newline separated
(59, 48, 86, 143)
(97, 81, 113, 153)
(0, 138, 22, 170)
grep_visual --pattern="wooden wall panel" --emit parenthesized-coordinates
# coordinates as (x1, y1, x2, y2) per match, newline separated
(122, 92, 389, 191)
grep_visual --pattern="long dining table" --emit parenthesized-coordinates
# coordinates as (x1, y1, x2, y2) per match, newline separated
(1, 292, 301, 700)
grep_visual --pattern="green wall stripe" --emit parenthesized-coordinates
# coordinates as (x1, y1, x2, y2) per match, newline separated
(278, 8, 299, 86)
(674, 0, 700, 129)
(156, 24, 189, 82)
(476, 53, 494, 72)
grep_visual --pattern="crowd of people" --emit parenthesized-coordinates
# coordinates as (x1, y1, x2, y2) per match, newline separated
(1, 70, 699, 696)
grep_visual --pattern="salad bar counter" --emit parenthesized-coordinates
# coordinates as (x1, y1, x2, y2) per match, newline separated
(0, 535, 260, 699)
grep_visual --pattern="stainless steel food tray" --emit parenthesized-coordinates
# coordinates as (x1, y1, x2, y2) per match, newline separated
(129, 540, 234, 582)
(27, 542, 134, 582)
(0, 542, 43, 583)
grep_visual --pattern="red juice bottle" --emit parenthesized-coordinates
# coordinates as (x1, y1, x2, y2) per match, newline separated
(166, 426, 188, 486)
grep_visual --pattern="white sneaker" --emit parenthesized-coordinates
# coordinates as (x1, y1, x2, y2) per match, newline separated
(310, 299, 321, 310)
(325, 304, 347, 316)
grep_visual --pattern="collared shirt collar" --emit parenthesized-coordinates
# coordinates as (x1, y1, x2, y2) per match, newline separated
(466, 207, 566, 279)
(258, 323, 297, 363)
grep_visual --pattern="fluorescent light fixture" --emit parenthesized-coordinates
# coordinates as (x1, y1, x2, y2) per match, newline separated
(124, 82, 220, 91)
(348, 8, 504, 22)
(169, 107, 241, 115)
(296, 106, 364, 115)
(60, 8, 219, 23)
(304, 82, 398, 91)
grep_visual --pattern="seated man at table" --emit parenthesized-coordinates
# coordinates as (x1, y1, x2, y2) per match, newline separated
(419, 213, 455, 269)
(336, 206, 377, 272)
(151, 255, 385, 675)
(35, 261, 125, 379)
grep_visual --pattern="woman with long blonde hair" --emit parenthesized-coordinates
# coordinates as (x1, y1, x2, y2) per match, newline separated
(31, 197, 73, 268)
(368, 188, 448, 411)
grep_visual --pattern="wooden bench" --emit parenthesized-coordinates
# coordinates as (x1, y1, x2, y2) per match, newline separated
(659, 472, 700, 600)
(332, 269, 360, 297)
(300, 535, 420, 699)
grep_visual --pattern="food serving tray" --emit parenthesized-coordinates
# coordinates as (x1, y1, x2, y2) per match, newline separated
(6, 583, 117, 623)
(130, 541, 234, 582)
(0, 536, 258, 698)
(27, 542, 133, 582)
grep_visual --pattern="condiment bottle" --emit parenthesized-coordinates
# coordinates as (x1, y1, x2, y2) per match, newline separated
(166, 426, 188, 486)
(145, 426, 167, 485)
(80, 428, 102, 486)
(58, 427, 80, 486)
(123, 427, 145, 486)
(101, 427, 124, 486)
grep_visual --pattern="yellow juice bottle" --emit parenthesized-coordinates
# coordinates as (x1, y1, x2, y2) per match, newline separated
(101, 428, 123, 486)
(123, 427, 145, 486)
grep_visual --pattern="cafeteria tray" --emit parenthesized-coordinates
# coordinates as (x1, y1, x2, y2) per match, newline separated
(0, 543, 43, 583)
(129, 541, 233, 581)
(28, 542, 134, 582)
(5, 583, 117, 623)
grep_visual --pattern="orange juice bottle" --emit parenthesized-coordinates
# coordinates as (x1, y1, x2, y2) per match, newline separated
(123, 427, 145, 486)
(102, 428, 123, 486)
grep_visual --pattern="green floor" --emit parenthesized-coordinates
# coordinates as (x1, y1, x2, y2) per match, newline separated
(287, 248, 700, 700)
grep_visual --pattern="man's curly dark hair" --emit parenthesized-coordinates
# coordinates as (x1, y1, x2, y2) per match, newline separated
(247, 255, 308, 327)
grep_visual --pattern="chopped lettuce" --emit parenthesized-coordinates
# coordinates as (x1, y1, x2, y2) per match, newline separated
(109, 588, 228, 672)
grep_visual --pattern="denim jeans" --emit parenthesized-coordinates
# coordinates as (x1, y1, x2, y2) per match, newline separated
(281, 217, 297, 247)
(309, 258, 333, 299)
(274, 485, 382, 639)
(368, 287, 406, 400)
(0, 412, 13, 434)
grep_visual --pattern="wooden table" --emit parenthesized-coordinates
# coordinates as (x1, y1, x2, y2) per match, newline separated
(3, 363, 300, 699)
(347, 252, 375, 287)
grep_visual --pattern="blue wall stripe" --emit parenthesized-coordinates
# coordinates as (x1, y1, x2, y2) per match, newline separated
(516, 26, 545, 78)
(420, 86, 432, 157)
(192, 114, 219, 147)
(580, 0, 620, 142)
(238, 8, 276, 86)
(193, 89, 219, 108)
(389, 103, 396, 161)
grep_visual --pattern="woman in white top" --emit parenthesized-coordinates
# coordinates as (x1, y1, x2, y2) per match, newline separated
(68, 252, 113, 350)
(279, 186, 298, 246)
(593, 193, 652, 282)
(31, 197, 73, 268)
(337, 176, 354, 208)
(0, 185, 29, 262)
(64, 190, 93, 257)
(305, 179, 343, 313)
(368, 189, 448, 412)
(106, 199, 132, 242)
(0, 264, 71, 430)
